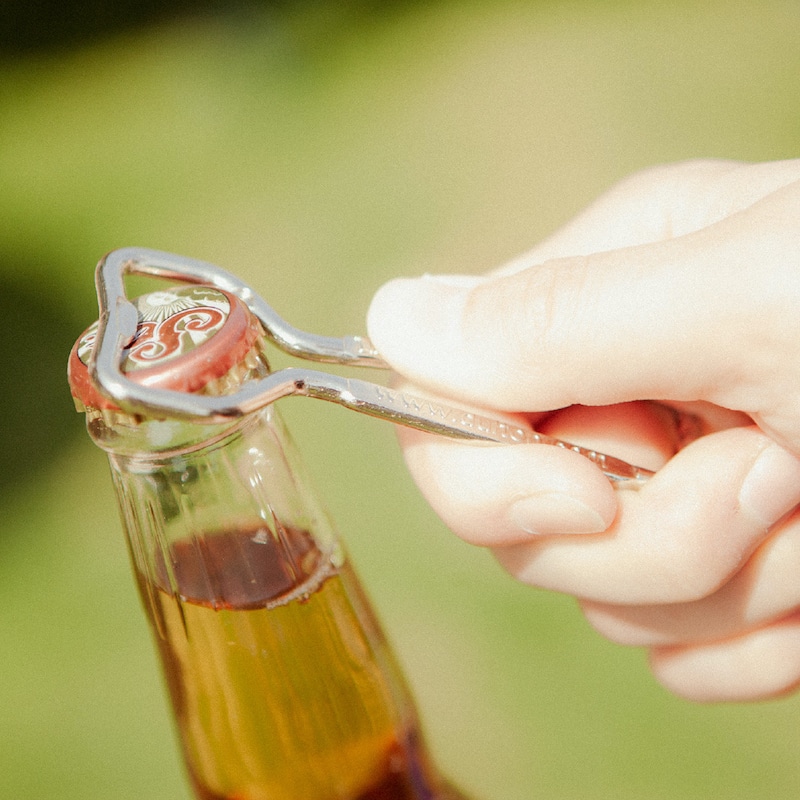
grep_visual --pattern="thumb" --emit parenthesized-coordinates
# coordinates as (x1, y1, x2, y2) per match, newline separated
(367, 231, 753, 413)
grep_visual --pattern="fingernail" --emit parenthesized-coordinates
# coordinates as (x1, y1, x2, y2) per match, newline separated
(367, 275, 475, 375)
(508, 492, 608, 536)
(738, 443, 800, 528)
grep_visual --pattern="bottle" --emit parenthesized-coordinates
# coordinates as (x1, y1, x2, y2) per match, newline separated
(68, 284, 470, 800)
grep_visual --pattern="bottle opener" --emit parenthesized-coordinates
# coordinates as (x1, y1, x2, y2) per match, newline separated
(89, 247, 655, 488)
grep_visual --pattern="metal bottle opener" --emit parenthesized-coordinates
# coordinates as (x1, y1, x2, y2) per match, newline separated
(90, 247, 654, 488)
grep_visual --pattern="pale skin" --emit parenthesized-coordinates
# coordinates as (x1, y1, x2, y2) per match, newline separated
(366, 158, 800, 703)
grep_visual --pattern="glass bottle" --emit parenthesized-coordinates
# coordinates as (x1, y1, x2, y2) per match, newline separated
(68, 284, 470, 800)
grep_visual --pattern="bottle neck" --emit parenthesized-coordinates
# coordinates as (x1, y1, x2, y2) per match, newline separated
(85, 405, 243, 458)
(80, 329, 274, 458)
(107, 403, 339, 560)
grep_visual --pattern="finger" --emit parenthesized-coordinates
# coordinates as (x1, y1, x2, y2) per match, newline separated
(580, 508, 800, 646)
(650, 613, 800, 703)
(493, 158, 800, 273)
(368, 221, 785, 413)
(492, 427, 800, 604)
(396, 400, 674, 547)
(366, 164, 800, 416)
(367, 236, 729, 412)
(400, 434, 616, 545)
(534, 401, 691, 468)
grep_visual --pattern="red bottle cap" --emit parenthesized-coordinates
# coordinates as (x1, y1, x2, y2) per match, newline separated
(68, 285, 263, 412)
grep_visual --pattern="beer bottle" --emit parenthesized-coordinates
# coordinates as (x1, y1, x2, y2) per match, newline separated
(68, 282, 472, 800)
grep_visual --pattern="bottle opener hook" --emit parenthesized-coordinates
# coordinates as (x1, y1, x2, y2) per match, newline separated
(90, 247, 654, 488)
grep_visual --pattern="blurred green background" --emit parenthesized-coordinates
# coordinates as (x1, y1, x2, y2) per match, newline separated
(2, 1, 800, 798)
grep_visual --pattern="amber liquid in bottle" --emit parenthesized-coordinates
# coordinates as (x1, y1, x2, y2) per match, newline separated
(139, 524, 455, 800)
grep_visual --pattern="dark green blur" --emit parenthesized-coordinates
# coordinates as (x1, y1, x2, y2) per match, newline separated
(2, 2, 800, 798)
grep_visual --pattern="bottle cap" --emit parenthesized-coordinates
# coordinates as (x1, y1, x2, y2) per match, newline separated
(68, 285, 263, 413)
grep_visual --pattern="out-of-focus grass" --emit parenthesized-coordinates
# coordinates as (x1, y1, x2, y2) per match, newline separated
(2, 1, 800, 798)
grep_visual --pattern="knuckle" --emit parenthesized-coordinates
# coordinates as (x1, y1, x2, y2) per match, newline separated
(483, 258, 592, 392)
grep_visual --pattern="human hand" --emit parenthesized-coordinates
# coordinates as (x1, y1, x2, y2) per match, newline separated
(367, 159, 800, 702)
